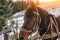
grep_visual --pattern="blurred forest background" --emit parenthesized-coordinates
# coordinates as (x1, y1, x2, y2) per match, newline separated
(0, 0, 29, 31)
(0, 0, 29, 40)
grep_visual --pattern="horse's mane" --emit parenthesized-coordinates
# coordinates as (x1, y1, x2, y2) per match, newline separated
(37, 7, 50, 35)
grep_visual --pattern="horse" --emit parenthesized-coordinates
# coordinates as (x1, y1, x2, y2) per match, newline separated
(19, 2, 60, 40)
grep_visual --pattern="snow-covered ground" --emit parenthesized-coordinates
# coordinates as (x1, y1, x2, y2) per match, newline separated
(0, 10, 25, 40)
(47, 8, 60, 17)
(0, 8, 60, 40)
(0, 34, 4, 40)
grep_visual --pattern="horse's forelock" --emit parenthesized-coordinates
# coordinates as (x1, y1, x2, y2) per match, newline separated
(24, 7, 37, 20)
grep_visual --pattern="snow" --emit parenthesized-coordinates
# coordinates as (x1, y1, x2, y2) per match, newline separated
(0, 10, 25, 40)
(13, 10, 25, 18)
(47, 8, 60, 17)
(0, 34, 4, 40)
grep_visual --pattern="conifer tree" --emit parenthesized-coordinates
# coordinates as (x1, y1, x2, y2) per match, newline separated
(0, 0, 13, 31)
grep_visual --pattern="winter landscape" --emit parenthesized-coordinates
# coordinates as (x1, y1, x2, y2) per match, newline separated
(0, 0, 60, 40)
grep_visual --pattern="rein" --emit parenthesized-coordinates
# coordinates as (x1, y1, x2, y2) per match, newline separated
(50, 15, 60, 38)
(34, 15, 60, 40)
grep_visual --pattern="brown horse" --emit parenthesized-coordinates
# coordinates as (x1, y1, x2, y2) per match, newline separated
(19, 2, 60, 40)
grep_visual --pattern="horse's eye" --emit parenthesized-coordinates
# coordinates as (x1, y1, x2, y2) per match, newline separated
(31, 17, 34, 21)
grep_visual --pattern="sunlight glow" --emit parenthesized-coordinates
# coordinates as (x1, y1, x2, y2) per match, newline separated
(39, 0, 54, 2)
(34, 0, 55, 2)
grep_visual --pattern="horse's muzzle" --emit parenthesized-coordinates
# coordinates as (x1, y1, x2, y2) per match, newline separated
(19, 37, 24, 40)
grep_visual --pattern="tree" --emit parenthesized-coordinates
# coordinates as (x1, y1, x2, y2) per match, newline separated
(12, 1, 28, 13)
(0, 0, 14, 31)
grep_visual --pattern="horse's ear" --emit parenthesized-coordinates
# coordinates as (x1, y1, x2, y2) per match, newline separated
(29, 1, 36, 11)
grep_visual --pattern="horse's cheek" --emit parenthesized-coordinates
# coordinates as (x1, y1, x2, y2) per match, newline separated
(19, 31, 24, 37)
(23, 32, 29, 40)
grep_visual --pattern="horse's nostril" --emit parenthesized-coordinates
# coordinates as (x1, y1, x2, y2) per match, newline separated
(19, 37, 24, 40)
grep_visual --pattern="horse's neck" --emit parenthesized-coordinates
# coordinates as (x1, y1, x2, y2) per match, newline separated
(38, 14, 50, 36)
(38, 7, 51, 35)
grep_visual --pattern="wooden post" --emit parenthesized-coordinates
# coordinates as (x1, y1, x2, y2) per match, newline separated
(4, 33, 8, 40)
(3, 27, 8, 40)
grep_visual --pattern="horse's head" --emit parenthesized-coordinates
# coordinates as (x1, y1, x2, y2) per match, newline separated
(19, 1, 40, 40)
(19, 1, 50, 40)
(19, 15, 36, 40)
